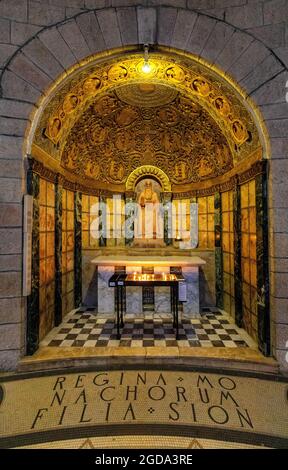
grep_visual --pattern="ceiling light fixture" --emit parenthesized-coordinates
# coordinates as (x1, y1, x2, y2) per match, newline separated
(142, 44, 151, 74)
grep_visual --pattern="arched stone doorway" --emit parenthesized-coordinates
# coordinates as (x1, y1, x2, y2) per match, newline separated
(2, 4, 284, 370)
(25, 46, 269, 356)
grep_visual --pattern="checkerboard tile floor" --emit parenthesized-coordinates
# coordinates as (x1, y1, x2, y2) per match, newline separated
(41, 309, 252, 348)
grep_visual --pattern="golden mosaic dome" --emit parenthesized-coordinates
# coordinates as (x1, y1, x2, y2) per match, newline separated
(33, 51, 260, 191)
(61, 90, 233, 185)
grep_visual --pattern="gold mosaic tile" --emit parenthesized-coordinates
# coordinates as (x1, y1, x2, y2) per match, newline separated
(241, 233, 249, 257)
(39, 206, 46, 232)
(46, 207, 55, 231)
(46, 182, 55, 207)
(46, 282, 55, 307)
(39, 260, 46, 286)
(222, 212, 229, 231)
(67, 232, 74, 250)
(240, 183, 249, 208)
(241, 208, 249, 232)
(46, 257, 55, 284)
(207, 231, 214, 248)
(66, 252, 74, 271)
(249, 207, 256, 233)
(39, 178, 46, 204)
(39, 233, 46, 259)
(207, 195, 214, 213)
(249, 180, 256, 206)
(46, 232, 54, 258)
(82, 194, 89, 212)
(82, 231, 89, 248)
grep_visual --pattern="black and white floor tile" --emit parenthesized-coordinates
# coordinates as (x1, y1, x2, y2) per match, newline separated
(41, 308, 256, 348)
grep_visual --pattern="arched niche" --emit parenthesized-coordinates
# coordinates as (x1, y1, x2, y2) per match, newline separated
(126, 166, 171, 193)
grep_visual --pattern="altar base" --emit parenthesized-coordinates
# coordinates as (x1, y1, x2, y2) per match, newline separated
(92, 255, 205, 316)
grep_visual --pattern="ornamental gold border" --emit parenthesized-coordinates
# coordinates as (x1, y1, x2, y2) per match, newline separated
(43, 53, 251, 153)
(125, 165, 172, 192)
(29, 155, 266, 199)
(26, 46, 270, 161)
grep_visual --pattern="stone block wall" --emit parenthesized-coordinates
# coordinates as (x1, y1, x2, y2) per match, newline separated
(0, 1, 287, 370)
(0, 2, 287, 63)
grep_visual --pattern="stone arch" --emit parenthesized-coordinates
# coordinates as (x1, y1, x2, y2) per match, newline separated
(0, 6, 284, 156)
(0, 5, 287, 370)
(126, 166, 171, 192)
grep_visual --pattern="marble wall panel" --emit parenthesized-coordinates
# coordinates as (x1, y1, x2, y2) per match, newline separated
(182, 266, 200, 315)
(82, 251, 98, 308)
(126, 266, 142, 314)
(154, 266, 170, 313)
(98, 265, 114, 314)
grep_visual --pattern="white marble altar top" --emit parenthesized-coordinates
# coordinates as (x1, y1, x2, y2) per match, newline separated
(91, 255, 206, 267)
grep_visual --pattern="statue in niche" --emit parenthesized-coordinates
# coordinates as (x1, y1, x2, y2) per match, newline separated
(134, 179, 164, 246)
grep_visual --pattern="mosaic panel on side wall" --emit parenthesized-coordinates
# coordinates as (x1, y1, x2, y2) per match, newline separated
(198, 195, 215, 249)
(82, 194, 99, 249)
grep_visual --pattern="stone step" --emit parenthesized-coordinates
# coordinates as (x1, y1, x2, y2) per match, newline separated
(18, 346, 279, 376)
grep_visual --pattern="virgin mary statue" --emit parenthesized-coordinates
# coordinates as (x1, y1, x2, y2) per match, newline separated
(134, 179, 164, 244)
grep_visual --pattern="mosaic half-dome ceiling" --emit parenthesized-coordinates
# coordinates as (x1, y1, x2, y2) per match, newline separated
(62, 87, 232, 185)
(33, 51, 261, 190)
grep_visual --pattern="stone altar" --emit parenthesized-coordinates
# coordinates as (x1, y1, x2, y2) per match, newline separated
(91, 256, 206, 316)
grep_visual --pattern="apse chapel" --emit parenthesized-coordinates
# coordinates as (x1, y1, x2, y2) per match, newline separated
(0, 2, 287, 374)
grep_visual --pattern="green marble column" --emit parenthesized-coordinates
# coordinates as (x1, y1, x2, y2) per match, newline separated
(74, 191, 82, 308)
(214, 192, 223, 309)
(189, 196, 198, 249)
(54, 178, 62, 326)
(162, 192, 172, 245)
(26, 169, 40, 355)
(256, 162, 270, 356)
(125, 192, 135, 246)
(99, 194, 107, 247)
(233, 180, 243, 328)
